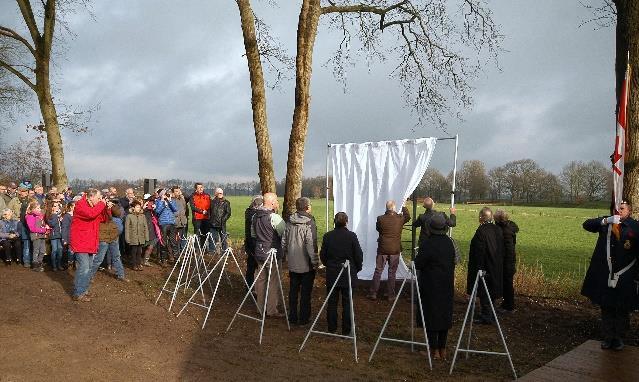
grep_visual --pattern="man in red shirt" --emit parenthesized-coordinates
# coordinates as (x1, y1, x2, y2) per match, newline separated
(71, 188, 107, 302)
(189, 183, 211, 246)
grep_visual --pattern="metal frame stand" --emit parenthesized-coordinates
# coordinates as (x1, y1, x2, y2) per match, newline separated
(450, 270, 517, 379)
(226, 249, 290, 344)
(155, 235, 211, 311)
(369, 260, 432, 369)
(177, 247, 258, 329)
(299, 260, 358, 362)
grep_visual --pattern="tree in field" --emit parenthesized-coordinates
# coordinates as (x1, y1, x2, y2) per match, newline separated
(488, 166, 507, 200)
(416, 168, 450, 202)
(0, 0, 89, 189)
(0, 137, 51, 182)
(582, 160, 611, 200)
(455, 160, 489, 201)
(235, 0, 293, 194)
(280, 0, 501, 216)
(559, 160, 587, 202)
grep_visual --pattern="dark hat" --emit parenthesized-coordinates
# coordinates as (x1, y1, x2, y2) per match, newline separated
(429, 213, 448, 235)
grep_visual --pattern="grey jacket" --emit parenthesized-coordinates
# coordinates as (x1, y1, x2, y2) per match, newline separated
(282, 211, 319, 273)
(173, 196, 188, 228)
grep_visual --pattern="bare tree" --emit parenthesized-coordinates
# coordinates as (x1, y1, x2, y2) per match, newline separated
(235, 0, 294, 193)
(582, 160, 611, 201)
(281, 0, 502, 216)
(0, 136, 51, 182)
(560, 160, 587, 202)
(0, 0, 90, 190)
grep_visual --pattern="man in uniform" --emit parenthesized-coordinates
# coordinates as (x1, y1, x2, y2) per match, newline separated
(582, 201, 639, 350)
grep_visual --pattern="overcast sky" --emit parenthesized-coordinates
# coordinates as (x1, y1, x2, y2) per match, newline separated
(0, 0, 616, 182)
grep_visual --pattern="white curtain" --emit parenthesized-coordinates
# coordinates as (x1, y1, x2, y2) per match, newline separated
(329, 138, 437, 280)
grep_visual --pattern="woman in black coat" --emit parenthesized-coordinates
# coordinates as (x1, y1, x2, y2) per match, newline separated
(415, 213, 456, 360)
(495, 210, 519, 311)
(582, 201, 639, 350)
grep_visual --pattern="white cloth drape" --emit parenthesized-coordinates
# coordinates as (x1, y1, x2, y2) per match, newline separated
(329, 138, 437, 280)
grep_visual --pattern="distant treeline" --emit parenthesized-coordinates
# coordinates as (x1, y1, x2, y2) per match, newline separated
(0, 155, 612, 204)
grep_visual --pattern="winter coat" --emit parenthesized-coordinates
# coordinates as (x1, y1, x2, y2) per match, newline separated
(282, 211, 319, 273)
(413, 209, 456, 244)
(125, 212, 150, 246)
(209, 198, 231, 229)
(319, 227, 364, 288)
(70, 196, 106, 254)
(99, 205, 123, 243)
(155, 198, 177, 226)
(26, 212, 47, 239)
(7, 196, 29, 223)
(252, 208, 285, 261)
(0, 219, 21, 242)
(497, 220, 519, 276)
(0, 193, 12, 205)
(173, 196, 188, 228)
(144, 208, 160, 243)
(415, 233, 456, 331)
(61, 213, 72, 244)
(466, 222, 504, 299)
(581, 217, 639, 310)
(189, 192, 211, 221)
(244, 207, 259, 256)
(0, 195, 4, 212)
(47, 213, 62, 240)
(376, 207, 410, 254)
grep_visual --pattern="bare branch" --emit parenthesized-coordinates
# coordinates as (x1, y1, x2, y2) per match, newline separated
(0, 26, 36, 55)
(579, 0, 617, 29)
(16, 0, 42, 44)
(0, 58, 36, 91)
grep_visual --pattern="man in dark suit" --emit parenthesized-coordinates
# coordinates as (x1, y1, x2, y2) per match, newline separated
(320, 212, 363, 335)
(413, 197, 456, 244)
(368, 200, 410, 301)
(467, 207, 504, 325)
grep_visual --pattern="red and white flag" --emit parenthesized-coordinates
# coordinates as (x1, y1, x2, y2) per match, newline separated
(612, 59, 631, 214)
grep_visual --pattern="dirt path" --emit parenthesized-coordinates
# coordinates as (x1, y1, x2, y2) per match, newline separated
(0, 257, 631, 381)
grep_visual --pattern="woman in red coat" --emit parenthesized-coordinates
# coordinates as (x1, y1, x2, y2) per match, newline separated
(71, 189, 106, 302)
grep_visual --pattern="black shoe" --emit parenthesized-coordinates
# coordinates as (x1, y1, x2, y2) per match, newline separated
(298, 320, 309, 326)
(601, 339, 612, 350)
(611, 338, 624, 351)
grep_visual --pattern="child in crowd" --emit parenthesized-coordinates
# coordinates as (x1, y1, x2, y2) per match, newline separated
(25, 200, 48, 272)
(46, 202, 63, 271)
(0, 208, 22, 265)
(143, 195, 161, 266)
(61, 202, 74, 269)
(125, 200, 149, 271)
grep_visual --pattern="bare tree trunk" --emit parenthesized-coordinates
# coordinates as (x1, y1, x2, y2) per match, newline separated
(236, 0, 276, 194)
(36, 67, 67, 189)
(283, 0, 321, 218)
(616, 1, 639, 205)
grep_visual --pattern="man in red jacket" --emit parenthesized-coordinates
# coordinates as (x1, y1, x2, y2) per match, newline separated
(71, 188, 107, 302)
(189, 183, 211, 246)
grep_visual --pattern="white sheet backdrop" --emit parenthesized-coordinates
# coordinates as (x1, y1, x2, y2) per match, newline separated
(329, 138, 437, 280)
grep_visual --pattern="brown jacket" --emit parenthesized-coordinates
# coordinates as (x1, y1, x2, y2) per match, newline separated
(99, 205, 122, 243)
(376, 206, 411, 254)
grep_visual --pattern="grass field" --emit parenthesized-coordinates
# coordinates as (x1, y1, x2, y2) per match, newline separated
(216, 196, 607, 279)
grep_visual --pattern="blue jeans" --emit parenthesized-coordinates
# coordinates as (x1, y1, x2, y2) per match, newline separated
(73, 252, 102, 296)
(50, 239, 63, 269)
(97, 240, 125, 279)
(19, 223, 31, 265)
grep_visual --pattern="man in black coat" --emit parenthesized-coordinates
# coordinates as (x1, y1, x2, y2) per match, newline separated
(209, 188, 231, 252)
(413, 197, 456, 244)
(319, 212, 363, 335)
(244, 195, 263, 289)
(495, 210, 519, 312)
(582, 201, 639, 351)
(467, 207, 504, 325)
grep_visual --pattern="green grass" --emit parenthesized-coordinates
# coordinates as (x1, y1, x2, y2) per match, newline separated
(216, 197, 607, 279)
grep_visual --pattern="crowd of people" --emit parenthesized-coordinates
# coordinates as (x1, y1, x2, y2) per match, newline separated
(3, 178, 637, 356)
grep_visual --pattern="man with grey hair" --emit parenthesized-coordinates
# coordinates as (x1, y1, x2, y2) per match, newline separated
(252, 192, 286, 317)
(209, 187, 231, 252)
(368, 200, 411, 301)
(282, 197, 318, 325)
(467, 206, 504, 324)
